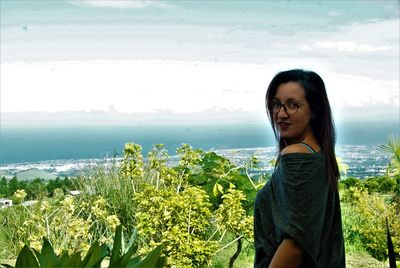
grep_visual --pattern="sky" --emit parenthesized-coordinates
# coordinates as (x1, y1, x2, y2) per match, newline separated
(0, 0, 399, 125)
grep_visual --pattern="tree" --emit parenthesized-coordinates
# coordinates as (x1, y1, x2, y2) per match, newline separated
(0, 177, 8, 197)
(379, 135, 400, 178)
(8, 177, 20, 197)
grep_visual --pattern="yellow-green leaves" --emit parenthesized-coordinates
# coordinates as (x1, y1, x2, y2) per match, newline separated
(379, 135, 400, 177)
(134, 184, 216, 267)
(342, 187, 400, 261)
(215, 189, 253, 240)
(213, 182, 224, 196)
(13, 189, 27, 204)
(16, 195, 119, 257)
(120, 143, 144, 181)
(337, 157, 349, 178)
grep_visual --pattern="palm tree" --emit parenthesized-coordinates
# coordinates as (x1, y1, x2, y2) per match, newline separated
(378, 135, 400, 178)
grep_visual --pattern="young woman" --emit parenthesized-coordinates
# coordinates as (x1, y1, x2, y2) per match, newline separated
(254, 69, 345, 267)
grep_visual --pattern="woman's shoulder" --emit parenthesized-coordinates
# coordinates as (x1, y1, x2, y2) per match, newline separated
(279, 144, 322, 162)
(281, 143, 315, 155)
(278, 144, 323, 172)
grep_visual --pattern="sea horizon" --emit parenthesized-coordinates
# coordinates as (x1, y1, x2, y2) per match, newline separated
(0, 121, 398, 179)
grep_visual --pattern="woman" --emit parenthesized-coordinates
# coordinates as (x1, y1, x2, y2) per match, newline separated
(254, 69, 345, 267)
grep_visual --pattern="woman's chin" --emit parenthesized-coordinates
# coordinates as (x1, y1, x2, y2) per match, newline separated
(278, 131, 292, 139)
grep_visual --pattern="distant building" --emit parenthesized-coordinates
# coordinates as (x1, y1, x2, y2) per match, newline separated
(68, 190, 81, 196)
(0, 198, 13, 208)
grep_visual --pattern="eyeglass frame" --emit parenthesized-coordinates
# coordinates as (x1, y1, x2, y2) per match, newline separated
(269, 99, 304, 115)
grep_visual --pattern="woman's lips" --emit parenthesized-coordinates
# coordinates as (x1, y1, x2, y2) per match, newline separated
(278, 122, 291, 129)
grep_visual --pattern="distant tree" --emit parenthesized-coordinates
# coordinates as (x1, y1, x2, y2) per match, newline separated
(27, 178, 47, 199)
(62, 177, 73, 190)
(340, 177, 363, 190)
(8, 177, 19, 197)
(46, 177, 62, 196)
(0, 177, 8, 197)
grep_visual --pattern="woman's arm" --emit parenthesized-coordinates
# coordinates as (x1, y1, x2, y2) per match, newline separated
(269, 239, 303, 268)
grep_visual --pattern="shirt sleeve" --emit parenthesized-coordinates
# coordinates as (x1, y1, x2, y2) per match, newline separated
(275, 153, 329, 266)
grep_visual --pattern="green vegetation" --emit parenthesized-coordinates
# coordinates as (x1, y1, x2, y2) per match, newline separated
(0, 176, 75, 201)
(75, 143, 261, 267)
(1, 136, 399, 267)
(3, 225, 165, 268)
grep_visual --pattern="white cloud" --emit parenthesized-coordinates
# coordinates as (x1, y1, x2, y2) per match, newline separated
(0, 60, 270, 114)
(68, 0, 168, 9)
(301, 44, 312, 51)
(326, 73, 399, 108)
(327, 10, 342, 17)
(1, 60, 398, 119)
(300, 19, 398, 55)
(313, 41, 390, 52)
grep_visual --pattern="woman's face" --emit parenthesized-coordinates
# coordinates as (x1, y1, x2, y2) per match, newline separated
(272, 82, 313, 144)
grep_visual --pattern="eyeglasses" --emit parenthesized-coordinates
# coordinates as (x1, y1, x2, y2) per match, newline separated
(270, 99, 303, 115)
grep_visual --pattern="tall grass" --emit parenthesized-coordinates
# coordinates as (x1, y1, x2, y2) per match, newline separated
(74, 159, 137, 234)
(0, 204, 34, 258)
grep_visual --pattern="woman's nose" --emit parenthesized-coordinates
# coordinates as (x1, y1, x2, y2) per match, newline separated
(277, 106, 289, 118)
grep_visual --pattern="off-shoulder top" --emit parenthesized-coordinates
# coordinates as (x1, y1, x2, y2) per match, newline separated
(254, 152, 345, 267)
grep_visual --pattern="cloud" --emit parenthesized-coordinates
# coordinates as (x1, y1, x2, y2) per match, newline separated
(300, 19, 398, 55)
(2, 59, 398, 123)
(0, 60, 270, 114)
(327, 10, 342, 17)
(68, 0, 168, 9)
(310, 41, 391, 52)
(326, 73, 399, 108)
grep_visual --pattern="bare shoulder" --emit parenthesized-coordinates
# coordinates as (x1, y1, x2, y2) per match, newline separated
(281, 144, 312, 155)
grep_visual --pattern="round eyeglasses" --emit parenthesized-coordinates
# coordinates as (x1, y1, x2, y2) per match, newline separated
(270, 99, 303, 115)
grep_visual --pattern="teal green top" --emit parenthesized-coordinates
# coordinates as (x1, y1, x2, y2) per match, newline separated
(254, 152, 345, 267)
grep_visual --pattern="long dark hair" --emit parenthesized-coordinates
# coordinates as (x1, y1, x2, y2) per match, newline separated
(265, 69, 339, 190)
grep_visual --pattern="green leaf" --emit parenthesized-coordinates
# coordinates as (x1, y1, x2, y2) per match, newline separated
(60, 252, 82, 268)
(135, 246, 165, 268)
(82, 242, 108, 268)
(110, 225, 123, 265)
(217, 183, 224, 194)
(31, 248, 40, 261)
(15, 245, 39, 268)
(125, 229, 138, 254)
(108, 238, 138, 268)
(213, 183, 219, 196)
(38, 237, 59, 268)
(125, 256, 140, 268)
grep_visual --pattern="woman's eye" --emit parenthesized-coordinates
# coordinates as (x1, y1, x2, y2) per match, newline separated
(287, 102, 299, 108)
(272, 100, 281, 108)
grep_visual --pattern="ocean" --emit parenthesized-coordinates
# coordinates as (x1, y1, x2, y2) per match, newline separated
(0, 122, 398, 179)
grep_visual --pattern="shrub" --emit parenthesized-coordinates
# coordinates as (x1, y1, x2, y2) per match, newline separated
(15, 194, 120, 257)
(134, 184, 218, 267)
(342, 187, 400, 261)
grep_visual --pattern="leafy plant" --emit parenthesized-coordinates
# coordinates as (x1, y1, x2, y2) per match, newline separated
(15, 194, 119, 257)
(379, 135, 400, 177)
(341, 187, 400, 261)
(1, 142, 267, 266)
(134, 184, 218, 267)
(189, 151, 265, 213)
(1, 225, 165, 268)
(214, 188, 253, 268)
